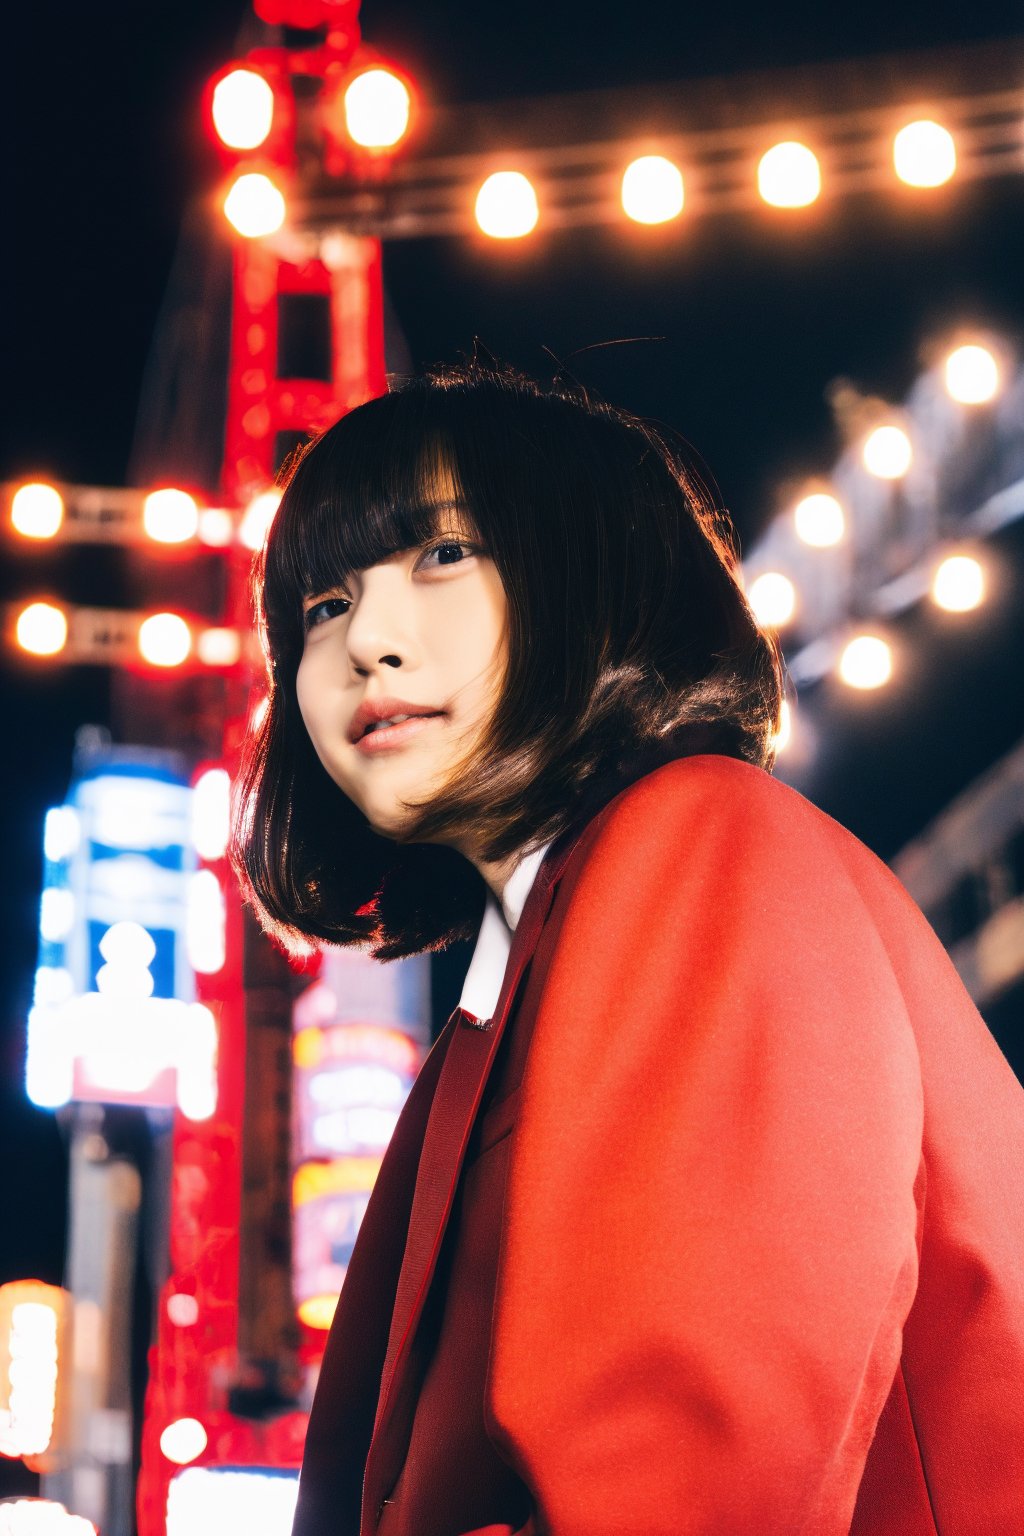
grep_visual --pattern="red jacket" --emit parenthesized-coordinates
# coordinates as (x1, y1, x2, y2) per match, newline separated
(291, 753, 1024, 1536)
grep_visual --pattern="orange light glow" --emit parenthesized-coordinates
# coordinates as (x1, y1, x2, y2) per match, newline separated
(212, 68, 275, 151)
(223, 173, 286, 238)
(944, 344, 1000, 405)
(344, 67, 412, 149)
(138, 613, 192, 668)
(197, 628, 241, 667)
(893, 120, 956, 188)
(838, 634, 893, 689)
(757, 142, 821, 207)
(772, 698, 792, 753)
(239, 489, 281, 551)
(475, 172, 539, 239)
(932, 554, 985, 612)
(11, 483, 64, 540)
(621, 156, 684, 224)
(863, 424, 912, 480)
(748, 571, 797, 629)
(15, 603, 68, 657)
(794, 492, 845, 547)
(159, 1417, 208, 1466)
(297, 1295, 339, 1331)
(197, 507, 234, 547)
(143, 489, 199, 544)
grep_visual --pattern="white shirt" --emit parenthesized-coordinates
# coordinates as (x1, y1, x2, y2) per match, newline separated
(458, 841, 554, 1022)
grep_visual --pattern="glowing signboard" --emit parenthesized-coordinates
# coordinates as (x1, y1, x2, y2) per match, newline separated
(290, 950, 429, 1331)
(25, 751, 215, 1117)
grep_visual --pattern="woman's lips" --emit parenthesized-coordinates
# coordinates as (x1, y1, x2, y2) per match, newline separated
(353, 713, 445, 754)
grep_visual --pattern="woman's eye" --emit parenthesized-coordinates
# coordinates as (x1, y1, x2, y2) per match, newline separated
(418, 540, 478, 570)
(303, 596, 351, 630)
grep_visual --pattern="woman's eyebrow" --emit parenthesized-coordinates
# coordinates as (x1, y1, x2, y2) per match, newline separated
(301, 580, 349, 605)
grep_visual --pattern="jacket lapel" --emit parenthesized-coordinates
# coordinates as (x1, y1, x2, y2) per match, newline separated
(359, 831, 581, 1531)
(358, 728, 728, 1530)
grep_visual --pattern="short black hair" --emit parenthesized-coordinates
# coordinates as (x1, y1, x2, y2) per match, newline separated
(230, 357, 785, 960)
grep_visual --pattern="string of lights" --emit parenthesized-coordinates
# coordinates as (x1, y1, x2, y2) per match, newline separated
(5, 335, 1020, 755)
(738, 335, 1023, 756)
(201, 52, 1024, 243)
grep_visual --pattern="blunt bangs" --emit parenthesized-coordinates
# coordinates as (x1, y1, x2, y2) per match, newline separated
(232, 357, 786, 962)
(262, 413, 476, 678)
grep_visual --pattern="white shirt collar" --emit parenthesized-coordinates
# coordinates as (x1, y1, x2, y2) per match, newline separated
(458, 841, 552, 1022)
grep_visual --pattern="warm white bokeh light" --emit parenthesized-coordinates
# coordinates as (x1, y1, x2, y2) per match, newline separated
(223, 172, 286, 238)
(16, 602, 68, 657)
(143, 489, 199, 544)
(621, 156, 685, 224)
(838, 634, 893, 689)
(771, 698, 792, 754)
(794, 491, 845, 547)
(197, 628, 242, 667)
(11, 483, 64, 540)
(166, 1293, 200, 1328)
(863, 424, 912, 479)
(757, 142, 821, 207)
(748, 571, 797, 629)
(138, 613, 192, 668)
(475, 172, 539, 238)
(893, 120, 956, 188)
(344, 68, 411, 149)
(297, 1294, 339, 1331)
(239, 489, 282, 551)
(159, 1417, 208, 1466)
(197, 507, 234, 547)
(932, 554, 985, 612)
(211, 68, 275, 150)
(944, 344, 1000, 405)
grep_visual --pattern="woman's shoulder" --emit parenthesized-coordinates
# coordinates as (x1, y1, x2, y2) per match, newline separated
(570, 750, 908, 914)
(591, 751, 853, 850)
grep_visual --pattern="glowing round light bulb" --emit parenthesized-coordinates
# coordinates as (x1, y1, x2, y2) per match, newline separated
(794, 492, 845, 547)
(298, 1294, 339, 1331)
(863, 425, 912, 480)
(159, 1417, 208, 1466)
(139, 612, 192, 668)
(166, 1293, 200, 1327)
(747, 571, 797, 629)
(12, 483, 64, 539)
(757, 142, 821, 208)
(838, 634, 892, 690)
(223, 173, 286, 238)
(944, 344, 999, 405)
(344, 67, 411, 149)
(621, 155, 684, 224)
(16, 602, 68, 657)
(932, 554, 984, 612)
(893, 120, 956, 188)
(197, 627, 241, 667)
(771, 697, 792, 753)
(212, 68, 275, 150)
(239, 488, 282, 551)
(197, 507, 234, 547)
(143, 488, 199, 544)
(475, 172, 539, 239)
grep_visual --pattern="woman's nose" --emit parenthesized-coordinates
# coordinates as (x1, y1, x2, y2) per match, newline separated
(344, 571, 419, 675)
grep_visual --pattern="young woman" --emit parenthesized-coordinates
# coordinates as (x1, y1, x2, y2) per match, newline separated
(232, 359, 1024, 1536)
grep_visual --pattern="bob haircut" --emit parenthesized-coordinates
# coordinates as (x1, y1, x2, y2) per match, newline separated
(231, 357, 785, 960)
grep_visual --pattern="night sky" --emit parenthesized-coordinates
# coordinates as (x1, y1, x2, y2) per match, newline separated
(4, 0, 1023, 1443)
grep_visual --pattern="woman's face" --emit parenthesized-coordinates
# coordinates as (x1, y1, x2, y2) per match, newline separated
(295, 495, 508, 845)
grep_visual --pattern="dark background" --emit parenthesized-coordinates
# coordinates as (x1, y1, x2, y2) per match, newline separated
(4, 0, 1023, 1445)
